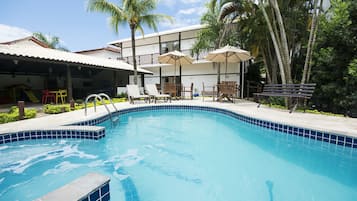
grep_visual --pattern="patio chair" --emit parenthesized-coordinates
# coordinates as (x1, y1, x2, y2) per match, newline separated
(41, 90, 55, 104)
(145, 84, 171, 103)
(57, 89, 67, 104)
(181, 83, 193, 100)
(217, 82, 238, 103)
(201, 83, 216, 102)
(126, 84, 150, 104)
(163, 83, 178, 99)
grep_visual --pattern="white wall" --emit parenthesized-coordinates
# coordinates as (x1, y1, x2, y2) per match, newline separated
(142, 62, 241, 95)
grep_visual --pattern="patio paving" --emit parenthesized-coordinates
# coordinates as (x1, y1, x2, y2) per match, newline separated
(0, 99, 356, 138)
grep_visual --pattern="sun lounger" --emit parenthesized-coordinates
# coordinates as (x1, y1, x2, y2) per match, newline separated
(126, 84, 150, 104)
(145, 84, 171, 103)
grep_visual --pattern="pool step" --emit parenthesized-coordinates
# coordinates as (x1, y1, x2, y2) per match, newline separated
(35, 173, 110, 201)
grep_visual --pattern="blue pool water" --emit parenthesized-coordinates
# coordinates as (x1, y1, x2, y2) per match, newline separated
(1, 109, 357, 201)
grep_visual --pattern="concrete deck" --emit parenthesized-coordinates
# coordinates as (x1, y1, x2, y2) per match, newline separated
(0, 99, 356, 137)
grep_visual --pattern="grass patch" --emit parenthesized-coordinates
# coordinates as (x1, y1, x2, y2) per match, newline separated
(263, 103, 344, 117)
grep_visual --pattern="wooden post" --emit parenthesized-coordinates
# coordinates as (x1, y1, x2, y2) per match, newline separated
(18, 101, 25, 120)
(70, 99, 75, 111)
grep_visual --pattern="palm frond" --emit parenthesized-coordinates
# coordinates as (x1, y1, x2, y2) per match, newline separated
(33, 32, 50, 45)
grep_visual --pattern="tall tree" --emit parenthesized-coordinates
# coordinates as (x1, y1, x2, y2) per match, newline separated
(218, 0, 313, 85)
(88, 0, 172, 85)
(33, 32, 69, 51)
(301, 0, 324, 84)
(311, 0, 357, 114)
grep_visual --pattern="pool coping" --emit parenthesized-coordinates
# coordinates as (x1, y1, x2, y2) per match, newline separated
(0, 101, 356, 148)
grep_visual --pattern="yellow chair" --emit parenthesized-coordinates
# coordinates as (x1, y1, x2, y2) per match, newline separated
(53, 89, 67, 104)
(59, 89, 67, 104)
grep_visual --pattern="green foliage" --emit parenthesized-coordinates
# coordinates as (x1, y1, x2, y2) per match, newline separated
(33, 32, 69, 51)
(43, 98, 127, 114)
(43, 104, 70, 114)
(0, 107, 37, 124)
(116, 92, 128, 98)
(310, 0, 357, 114)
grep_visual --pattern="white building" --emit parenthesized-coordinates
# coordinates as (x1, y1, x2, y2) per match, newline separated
(108, 24, 248, 97)
(75, 46, 121, 60)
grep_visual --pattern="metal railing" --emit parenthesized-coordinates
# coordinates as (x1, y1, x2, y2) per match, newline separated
(121, 48, 213, 66)
(84, 93, 119, 125)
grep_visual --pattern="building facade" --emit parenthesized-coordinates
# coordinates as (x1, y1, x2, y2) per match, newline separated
(109, 25, 247, 97)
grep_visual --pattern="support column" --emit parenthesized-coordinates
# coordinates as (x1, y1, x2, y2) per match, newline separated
(159, 36, 162, 55)
(179, 65, 182, 84)
(159, 67, 163, 91)
(141, 74, 144, 87)
(67, 65, 73, 101)
(178, 32, 181, 51)
(240, 62, 244, 99)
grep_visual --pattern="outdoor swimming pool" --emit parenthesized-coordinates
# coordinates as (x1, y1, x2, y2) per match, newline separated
(1, 108, 357, 201)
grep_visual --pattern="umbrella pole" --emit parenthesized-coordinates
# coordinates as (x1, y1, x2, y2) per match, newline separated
(174, 60, 176, 84)
(225, 53, 228, 80)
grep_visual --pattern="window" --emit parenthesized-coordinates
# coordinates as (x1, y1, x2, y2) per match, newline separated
(161, 41, 179, 53)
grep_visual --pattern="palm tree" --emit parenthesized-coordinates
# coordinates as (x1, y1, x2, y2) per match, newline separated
(192, 0, 239, 85)
(33, 32, 69, 51)
(301, 0, 324, 84)
(88, 0, 172, 85)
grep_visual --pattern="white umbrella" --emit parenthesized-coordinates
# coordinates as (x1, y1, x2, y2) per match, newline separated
(206, 45, 251, 98)
(206, 45, 251, 78)
(158, 50, 193, 84)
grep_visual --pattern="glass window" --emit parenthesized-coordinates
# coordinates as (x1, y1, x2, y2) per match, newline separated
(161, 41, 180, 53)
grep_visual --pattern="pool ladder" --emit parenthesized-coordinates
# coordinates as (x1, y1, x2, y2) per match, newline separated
(84, 93, 119, 125)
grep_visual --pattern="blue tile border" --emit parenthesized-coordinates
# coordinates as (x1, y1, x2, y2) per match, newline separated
(0, 128, 105, 145)
(1, 105, 356, 149)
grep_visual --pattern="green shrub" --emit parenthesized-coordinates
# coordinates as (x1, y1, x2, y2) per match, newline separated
(25, 108, 37, 119)
(0, 107, 37, 124)
(44, 104, 70, 114)
(0, 112, 18, 123)
(42, 97, 127, 114)
(116, 92, 128, 98)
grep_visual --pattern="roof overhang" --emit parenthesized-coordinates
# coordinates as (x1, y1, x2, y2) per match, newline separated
(0, 44, 152, 74)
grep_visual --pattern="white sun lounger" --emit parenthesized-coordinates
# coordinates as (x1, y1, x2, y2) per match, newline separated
(145, 84, 171, 103)
(126, 84, 150, 104)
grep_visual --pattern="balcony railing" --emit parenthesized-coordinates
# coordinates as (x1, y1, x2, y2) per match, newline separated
(121, 48, 214, 66)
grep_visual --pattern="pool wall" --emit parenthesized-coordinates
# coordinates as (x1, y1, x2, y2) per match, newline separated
(0, 105, 356, 148)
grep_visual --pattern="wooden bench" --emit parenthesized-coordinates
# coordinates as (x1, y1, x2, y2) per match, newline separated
(254, 83, 316, 113)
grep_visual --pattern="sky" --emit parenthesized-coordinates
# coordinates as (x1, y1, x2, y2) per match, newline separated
(0, 0, 207, 52)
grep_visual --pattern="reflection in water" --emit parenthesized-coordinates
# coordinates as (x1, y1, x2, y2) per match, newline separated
(266, 180, 274, 201)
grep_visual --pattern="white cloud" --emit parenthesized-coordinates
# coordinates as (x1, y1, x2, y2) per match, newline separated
(161, 15, 199, 29)
(0, 24, 32, 43)
(161, 5, 206, 30)
(178, 8, 196, 15)
(178, 6, 207, 16)
(180, 0, 204, 4)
